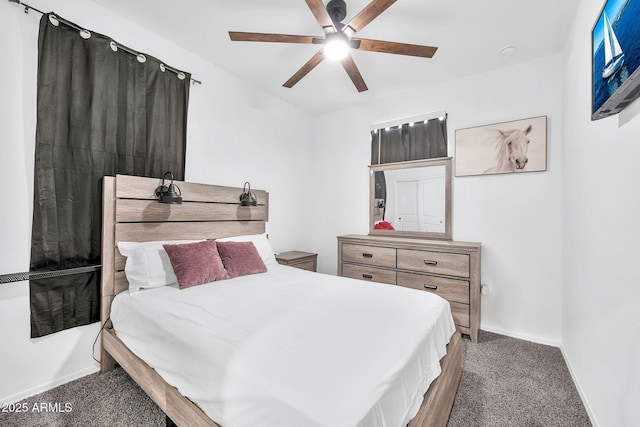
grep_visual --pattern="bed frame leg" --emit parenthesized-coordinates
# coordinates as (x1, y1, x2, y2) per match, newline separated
(100, 329, 116, 373)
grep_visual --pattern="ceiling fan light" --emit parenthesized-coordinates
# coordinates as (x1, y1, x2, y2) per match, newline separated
(324, 38, 350, 61)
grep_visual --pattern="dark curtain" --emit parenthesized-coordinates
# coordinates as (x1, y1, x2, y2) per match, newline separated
(371, 116, 447, 164)
(374, 171, 386, 199)
(30, 13, 190, 337)
(374, 171, 386, 219)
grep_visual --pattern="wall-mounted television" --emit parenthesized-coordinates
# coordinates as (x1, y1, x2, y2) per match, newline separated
(592, 0, 640, 120)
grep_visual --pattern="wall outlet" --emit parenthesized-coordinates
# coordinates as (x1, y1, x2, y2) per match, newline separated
(481, 283, 490, 295)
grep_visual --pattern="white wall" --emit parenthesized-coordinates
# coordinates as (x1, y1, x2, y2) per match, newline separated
(0, 0, 313, 404)
(308, 53, 565, 346)
(561, 1, 640, 425)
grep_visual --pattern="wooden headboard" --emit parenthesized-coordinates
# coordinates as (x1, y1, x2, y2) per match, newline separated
(100, 175, 268, 364)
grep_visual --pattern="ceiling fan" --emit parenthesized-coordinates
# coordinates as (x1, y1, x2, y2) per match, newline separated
(229, 0, 438, 92)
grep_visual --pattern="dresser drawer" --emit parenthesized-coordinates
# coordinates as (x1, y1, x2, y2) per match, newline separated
(342, 263, 396, 285)
(397, 249, 469, 278)
(397, 272, 469, 304)
(342, 244, 396, 268)
(291, 260, 316, 271)
(450, 302, 470, 328)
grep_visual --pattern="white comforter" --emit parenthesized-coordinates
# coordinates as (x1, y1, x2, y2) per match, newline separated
(111, 264, 455, 427)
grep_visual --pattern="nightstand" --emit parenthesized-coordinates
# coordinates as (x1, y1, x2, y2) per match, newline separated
(276, 251, 318, 272)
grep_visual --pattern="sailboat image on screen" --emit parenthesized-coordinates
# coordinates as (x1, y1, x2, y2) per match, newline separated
(601, 11, 624, 79)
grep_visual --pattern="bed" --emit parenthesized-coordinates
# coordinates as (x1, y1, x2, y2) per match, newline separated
(100, 175, 463, 427)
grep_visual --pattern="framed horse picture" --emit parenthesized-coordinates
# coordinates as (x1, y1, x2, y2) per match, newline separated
(454, 116, 547, 177)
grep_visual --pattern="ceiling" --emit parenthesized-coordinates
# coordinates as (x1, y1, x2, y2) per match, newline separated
(88, 0, 581, 114)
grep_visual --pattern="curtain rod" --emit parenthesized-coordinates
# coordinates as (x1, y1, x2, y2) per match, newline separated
(8, 0, 202, 85)
(370, 110, 447, 131)
(0, 265, 101, 284)
(9, 0, 44, 14)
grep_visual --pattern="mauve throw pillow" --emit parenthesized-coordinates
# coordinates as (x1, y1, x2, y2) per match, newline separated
(163, 240, 229, 289)
(216, 241, 267, 279)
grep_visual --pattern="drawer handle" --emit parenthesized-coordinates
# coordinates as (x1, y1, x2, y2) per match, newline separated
(423, 284, 438, 290)
(362, 274, 373, 279)
(362, 253, 373, 258)
(424, 260, 438, 266)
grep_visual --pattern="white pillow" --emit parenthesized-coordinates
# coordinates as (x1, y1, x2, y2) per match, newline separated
(118, 240, 202, 292)
(216, 233, 277, 267)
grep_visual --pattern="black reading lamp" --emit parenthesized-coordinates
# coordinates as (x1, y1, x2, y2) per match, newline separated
(239, 182, 257, 206)
(155, 172, 182, 204)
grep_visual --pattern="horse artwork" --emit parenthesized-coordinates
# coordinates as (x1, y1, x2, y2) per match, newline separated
(483, 125, 532, 174)
(454, 116, 547, 177)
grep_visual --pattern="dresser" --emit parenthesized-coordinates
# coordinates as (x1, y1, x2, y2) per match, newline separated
(338, 234, 481, 342)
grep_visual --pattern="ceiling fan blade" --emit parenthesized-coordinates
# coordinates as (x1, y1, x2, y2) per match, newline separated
(341, 55, 368, 92)
(355, 38, 438, 58)
(346, 0, 397, 33)
(229, 32, 316, 44)
(283, 50, 325, 88)
(305, 0, 336, 31)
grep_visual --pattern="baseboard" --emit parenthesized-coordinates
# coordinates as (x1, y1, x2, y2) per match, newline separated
(560, 346, 599, 427)
(480, 324, 561, 347)
(0, 365, 100, 405)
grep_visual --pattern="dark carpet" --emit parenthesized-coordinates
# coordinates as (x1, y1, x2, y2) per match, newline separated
(448, 331, 591, 427)
(0, 331, 591, 427)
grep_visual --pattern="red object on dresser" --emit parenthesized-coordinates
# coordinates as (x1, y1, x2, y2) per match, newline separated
(374, 221, 395, 230)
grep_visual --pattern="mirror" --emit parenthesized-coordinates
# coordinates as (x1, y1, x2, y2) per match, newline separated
(369, 157, 452, 240)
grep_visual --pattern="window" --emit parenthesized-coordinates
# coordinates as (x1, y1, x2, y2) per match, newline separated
(371, 112, 448, 164)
